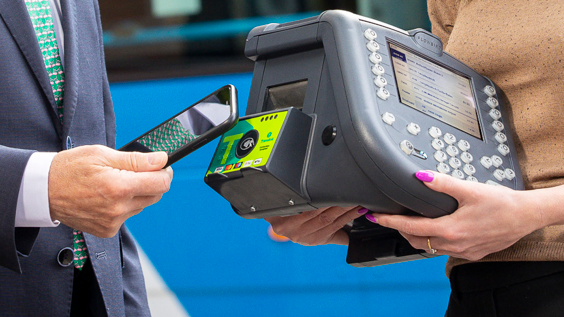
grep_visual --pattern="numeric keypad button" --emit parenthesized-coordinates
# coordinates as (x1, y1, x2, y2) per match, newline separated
(452, 170, 465, 179)
(446, 145, 459, 157)
(429, 126, 442, 139)
(444, 133, 457, 145)
(431, 138, 445, 150)
(449, 157, 462, 169)
(434, 151, 448, 163)
(463, 164, 477, 176)
(437, 163, 451, 174)
(461, 152, 474, 164)
(467, 176, 479, 182)
(458, 140, 471, 152)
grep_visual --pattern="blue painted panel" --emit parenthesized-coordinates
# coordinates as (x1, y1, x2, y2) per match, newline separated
(111, 73, 451, 317)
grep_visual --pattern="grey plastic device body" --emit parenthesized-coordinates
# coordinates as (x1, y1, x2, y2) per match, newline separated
(222, 10, 524, 266)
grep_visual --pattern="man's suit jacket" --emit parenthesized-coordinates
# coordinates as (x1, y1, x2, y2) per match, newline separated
(0, 0, 151, 316)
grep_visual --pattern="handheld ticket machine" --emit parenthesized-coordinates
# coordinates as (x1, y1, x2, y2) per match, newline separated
(205, 10, 524, 267)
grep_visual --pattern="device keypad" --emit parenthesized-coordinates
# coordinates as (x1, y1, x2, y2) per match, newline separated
(361, 27, 517, 188)
(364, 28, 392, 101)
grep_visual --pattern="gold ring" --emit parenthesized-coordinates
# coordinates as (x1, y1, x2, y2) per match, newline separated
(427, 237, 437, 254)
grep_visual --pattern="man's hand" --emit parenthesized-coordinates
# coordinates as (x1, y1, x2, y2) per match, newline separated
(48, 145, 173, 238)
(265, 206, 365, 246)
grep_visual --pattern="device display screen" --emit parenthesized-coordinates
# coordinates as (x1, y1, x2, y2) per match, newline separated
(389, 43, 482, 140)
(264, 80, 308, 111)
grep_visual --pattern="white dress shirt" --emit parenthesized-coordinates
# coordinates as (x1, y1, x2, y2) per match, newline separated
(15, 0, 64, 227)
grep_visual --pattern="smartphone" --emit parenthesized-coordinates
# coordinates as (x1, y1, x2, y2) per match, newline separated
(119, 84, 238, 167)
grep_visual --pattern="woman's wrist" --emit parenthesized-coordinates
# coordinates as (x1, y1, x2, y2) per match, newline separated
(522, 185, 564, 228)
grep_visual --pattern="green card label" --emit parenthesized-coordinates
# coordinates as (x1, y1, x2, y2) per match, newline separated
(206, 110, 288, 176)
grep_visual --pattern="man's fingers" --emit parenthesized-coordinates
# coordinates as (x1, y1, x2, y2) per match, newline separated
(307, 206, 363, 245)
(325, 230, 350, 246)
(266, 208, 330, 235)
(267, 206, 362, 246)
(108, 150, 169, 172)
(300, 206, 360, 233)
(118, 167, 173, 197)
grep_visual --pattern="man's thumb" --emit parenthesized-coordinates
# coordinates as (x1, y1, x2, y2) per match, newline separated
(113, 151, 168, 172)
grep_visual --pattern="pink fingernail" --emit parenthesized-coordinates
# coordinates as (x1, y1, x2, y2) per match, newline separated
(365, 214, 378, 224)
(415, 170, 435, 182)
(358, 208, 369, 215)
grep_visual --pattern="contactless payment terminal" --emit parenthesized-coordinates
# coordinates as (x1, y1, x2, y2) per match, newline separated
(206, 110, 288, 176)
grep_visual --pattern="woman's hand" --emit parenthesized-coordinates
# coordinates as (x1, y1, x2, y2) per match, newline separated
(265, 206, 365, 246)
(369, 171, 555, 261)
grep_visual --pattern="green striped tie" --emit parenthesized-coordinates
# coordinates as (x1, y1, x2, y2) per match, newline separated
(25, 0, 88, 270)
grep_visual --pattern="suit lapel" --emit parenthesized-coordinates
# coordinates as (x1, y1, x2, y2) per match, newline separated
(59, 0, 79, 137)
(0, 0, 61, 133)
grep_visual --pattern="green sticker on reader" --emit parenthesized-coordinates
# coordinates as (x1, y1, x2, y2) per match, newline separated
(206, 110, 288, 176)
